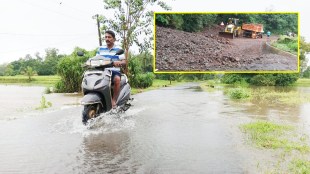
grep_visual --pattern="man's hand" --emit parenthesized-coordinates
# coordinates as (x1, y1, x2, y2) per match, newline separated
(113, 61, 122, 67)
(113, 60, 126, 67)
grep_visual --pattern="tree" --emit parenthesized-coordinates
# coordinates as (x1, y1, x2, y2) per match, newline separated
(38, 48, 64, 75)
(182, 14, 217, 32)
(23, 66, 37, 81)
(0, 64, 6, 76)
(4, 64, 14, 76)
(101, 0, 171, 74)
(300, 37, 310, 74)
(303, 67, 310, 78)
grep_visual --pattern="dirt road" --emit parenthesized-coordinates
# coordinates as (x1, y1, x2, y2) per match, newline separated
(155, 26, 298, 71)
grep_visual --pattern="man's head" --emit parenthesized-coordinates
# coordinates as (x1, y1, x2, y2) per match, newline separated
(105, 30, 116, 48)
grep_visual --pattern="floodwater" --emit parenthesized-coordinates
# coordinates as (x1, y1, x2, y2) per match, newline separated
(0, 84, 309, 173)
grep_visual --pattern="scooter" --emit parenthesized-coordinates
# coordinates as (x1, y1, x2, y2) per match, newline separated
(78, 50, 132, 125)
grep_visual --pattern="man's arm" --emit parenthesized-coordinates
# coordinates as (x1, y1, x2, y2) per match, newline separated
(113, 59, 126, 67)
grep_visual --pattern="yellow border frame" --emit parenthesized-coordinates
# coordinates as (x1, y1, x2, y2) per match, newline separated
(153, 12, 300, 74)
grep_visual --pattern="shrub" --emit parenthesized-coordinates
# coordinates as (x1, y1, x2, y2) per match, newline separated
(228, 88, 251, 99)
(222, 74, 245, 84)
(55, 47, 91, 93)
(128, 53, 155, 88)
(250, 74, 275, 86)
(131, 72, 155, 88)
(274, 74, 299, 86)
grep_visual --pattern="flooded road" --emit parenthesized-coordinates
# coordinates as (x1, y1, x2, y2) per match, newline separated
(0, 84, 309, 173)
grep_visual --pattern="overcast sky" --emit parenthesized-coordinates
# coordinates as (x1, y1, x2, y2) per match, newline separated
(0, 0, 309, 64)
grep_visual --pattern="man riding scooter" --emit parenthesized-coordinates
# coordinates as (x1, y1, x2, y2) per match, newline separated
(96, 30, 126, 108)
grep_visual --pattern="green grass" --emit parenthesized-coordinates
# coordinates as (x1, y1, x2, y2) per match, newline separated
(295, 78, 310, 87)
(290, 159, 310, 174)
(228, 88, 251, 100)
(250, 88, 310, 105)
(272, 35, 298, 55)
(131, 79, 184, 94)
(241, 121, 310, 152)
(0, 75, 60, 86)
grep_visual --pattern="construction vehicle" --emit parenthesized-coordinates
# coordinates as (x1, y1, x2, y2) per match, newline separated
(242, 23, 264, 39)
(218, 18, 242, 39)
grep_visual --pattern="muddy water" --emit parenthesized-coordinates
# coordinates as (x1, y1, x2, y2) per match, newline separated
(0, 84, 309, 173)
(0, 85, 81, 120)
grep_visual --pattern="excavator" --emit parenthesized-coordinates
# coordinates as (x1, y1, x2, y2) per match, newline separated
(219, 18, 242, 39)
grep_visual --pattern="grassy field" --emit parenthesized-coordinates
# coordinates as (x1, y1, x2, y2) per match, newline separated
(0, 75, 60, 86)
(295, 78, 310, 87)
(131, 79, 184, 94)
(0, 76, 184, 94)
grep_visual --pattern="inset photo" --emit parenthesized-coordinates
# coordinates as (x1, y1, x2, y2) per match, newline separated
(154, 12, 299, 73)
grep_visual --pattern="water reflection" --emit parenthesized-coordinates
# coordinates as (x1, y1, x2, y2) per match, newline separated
(80, 131, 135, 173)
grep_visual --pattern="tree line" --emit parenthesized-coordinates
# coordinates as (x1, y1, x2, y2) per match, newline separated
(156, 13, 298, 34)
(0, 48, 64, 76)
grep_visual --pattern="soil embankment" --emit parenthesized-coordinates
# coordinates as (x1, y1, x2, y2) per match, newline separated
(155, 26, 298, 71)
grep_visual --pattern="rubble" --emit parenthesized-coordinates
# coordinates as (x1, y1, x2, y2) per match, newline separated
(155, 26, 298, 71)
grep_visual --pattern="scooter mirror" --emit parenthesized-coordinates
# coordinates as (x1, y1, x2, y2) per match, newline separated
(115, 49, 124, 55)
(77, 51, 84, 56)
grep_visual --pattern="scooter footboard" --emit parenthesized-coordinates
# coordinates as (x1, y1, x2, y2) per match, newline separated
(116, 84, 131, 106)
(81, 93, 102, 105)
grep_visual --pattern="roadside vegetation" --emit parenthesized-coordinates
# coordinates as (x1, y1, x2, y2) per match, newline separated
(241, 121, 309, 152)
(290, 159, 310, 174)
(272, 35, 298, 55)
(241, 121, 310, 173)
(35, 96, 52, 110)
(0, 75, 60, 86)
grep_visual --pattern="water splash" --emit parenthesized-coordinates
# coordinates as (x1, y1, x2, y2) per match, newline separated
(51, 106, 145, 136)
(82, 107, 146, 136)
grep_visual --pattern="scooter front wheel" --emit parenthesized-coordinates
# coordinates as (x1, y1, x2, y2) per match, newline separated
(82, 104, 99, 125)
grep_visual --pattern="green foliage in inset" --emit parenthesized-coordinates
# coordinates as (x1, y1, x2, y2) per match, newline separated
(272, 36, 298, 54)
(156, 14, 217, 32)
(156, 14, 184, 29)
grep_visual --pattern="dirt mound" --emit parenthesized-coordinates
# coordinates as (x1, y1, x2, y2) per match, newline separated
(155, 26, 298, 71)
(155, 26, 233, 71)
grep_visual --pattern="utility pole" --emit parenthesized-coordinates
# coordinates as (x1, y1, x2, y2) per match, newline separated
(94, 14, 102, 46)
